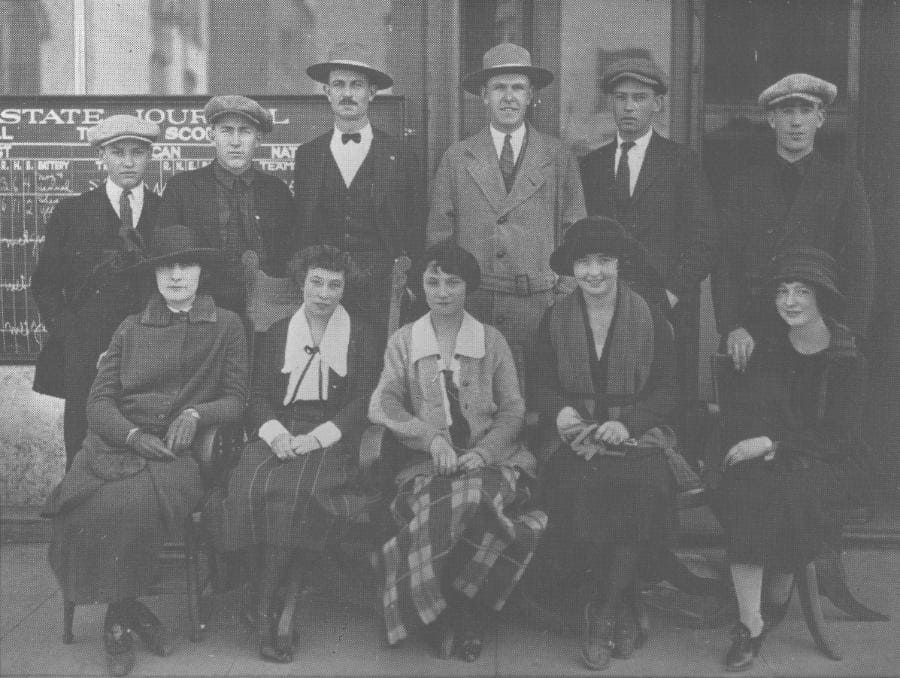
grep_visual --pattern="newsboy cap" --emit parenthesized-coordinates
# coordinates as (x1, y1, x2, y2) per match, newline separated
(768, 246, 844, 301)
(306, 43, 394, 90)
(86, 114, 160, 147)
(601, 57, 668, 94)
(461, 42, 554, 95)
(204, 95, 273, 134)
(758, 73, 837, 109)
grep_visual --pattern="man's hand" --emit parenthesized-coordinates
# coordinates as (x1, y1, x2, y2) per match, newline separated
(665, 289, 679, 309)
(457, 449, 487, 472)
(270, 433, 296, 461)
(130, 432, 176, 462)
(430, 436, 458, 476)
(727, 327, 755, 372)
(593, 421, 629, 446)
(290, 434, 320, 456)
(723, 436, 775, 469)
(165, 409, 199, 453)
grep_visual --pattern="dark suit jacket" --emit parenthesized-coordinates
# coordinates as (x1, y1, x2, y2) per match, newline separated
(292, 127, 423, 260)
(155, 162, 296, 275)
(713, 150, 875, 338)
(579, 131, 719, 300)
(31, 185, 160, 399)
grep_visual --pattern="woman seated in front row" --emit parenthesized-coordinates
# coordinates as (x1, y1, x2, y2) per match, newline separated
(43, 226, 248, 677)
(368, 242, 547, 662)
(213, 245, 379, 663)
(529, 217, 680, 672)
(713, 247, 872, 672)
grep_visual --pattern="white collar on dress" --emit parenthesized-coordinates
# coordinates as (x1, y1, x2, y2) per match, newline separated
(409, 311, 485, 364)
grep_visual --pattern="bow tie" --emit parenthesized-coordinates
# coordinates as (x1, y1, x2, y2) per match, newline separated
(304, 345, 320, 355)
(341, 132, 362, 144)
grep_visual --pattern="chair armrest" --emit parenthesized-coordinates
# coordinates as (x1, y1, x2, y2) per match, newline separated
(193, 424, 244, 487)
(358, 424, 387, 470)
(194, 425, 220, 467)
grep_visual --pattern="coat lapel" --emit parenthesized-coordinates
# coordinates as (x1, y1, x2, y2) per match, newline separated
(464, 128, 507, 214)
(369, 129, 395, 211)
(501, 125, 550, 214)
(302, 133, 331, 230)
(629, 132, 665, 206)
(776, 151, 829, 250)
(136, 188, 159, 244)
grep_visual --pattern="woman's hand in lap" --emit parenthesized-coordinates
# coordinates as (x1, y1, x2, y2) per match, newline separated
(458, 448, 487, 472)
(593, 421, 629, 446)
(723, 436, 775, 468)
(290, 434, 320, 456)
(430, 436, 458, 475)
(270, 433, 296, 460)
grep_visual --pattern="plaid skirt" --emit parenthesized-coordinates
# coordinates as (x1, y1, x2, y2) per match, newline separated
(375, 465, 547, 645)
(212, 402, 382, 552)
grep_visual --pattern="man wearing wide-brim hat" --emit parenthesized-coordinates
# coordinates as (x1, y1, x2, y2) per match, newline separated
(426, 42, 586, 366)
(156, 94, 295, 316)
(713, 72, 874, 371)
(31, 114, 162, 469)
(293, 42, 423, 344)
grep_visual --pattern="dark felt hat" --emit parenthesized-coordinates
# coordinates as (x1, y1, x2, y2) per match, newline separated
(204, 95, 273, 134)
(461, 42, 554, 95)
(550, 217, 630, 276)
(132, 225, 220, 270)
(601, 57, 668, 94)
(306, 43, 394, 90)
(768, 246, 844, 300)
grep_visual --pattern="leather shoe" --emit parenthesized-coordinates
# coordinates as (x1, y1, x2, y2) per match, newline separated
(103, 623, 137, 677)
(426, 613, 456, 660)
(581, 602, 615, 671)
(612, 602, 644, 659)
(761, 599, 791, 635)
(127, 600, 173, 657)
(725, 622, 763, 672)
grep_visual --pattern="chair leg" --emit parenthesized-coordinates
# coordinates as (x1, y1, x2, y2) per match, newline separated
(63, 601, 75, 644)
(796, 562, 842, 660)
(815, 549, 889, 622)
(183, 520, 202, 643)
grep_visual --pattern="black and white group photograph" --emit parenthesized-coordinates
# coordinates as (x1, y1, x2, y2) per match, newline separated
(0, 0, 898, 675)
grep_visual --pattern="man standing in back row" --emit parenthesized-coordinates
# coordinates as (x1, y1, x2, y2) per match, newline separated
(713, 73, 874, 371)
(427, 43, 586, 365)
(294, 43, 422, 340)
(579, 57, 718, 406)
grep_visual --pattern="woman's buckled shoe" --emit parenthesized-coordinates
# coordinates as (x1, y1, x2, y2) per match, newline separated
(581, 602, 615, 670)
(127, 601, 173, 657)
(103, 623, 137, 677)
(725, 622, 764, 672)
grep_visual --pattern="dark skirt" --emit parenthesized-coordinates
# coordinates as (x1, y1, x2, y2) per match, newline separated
(542, 443, 676, 550)
(45, 441, 203, 604)
(212, 401, 381, 552)
(713, 454, 852, 571)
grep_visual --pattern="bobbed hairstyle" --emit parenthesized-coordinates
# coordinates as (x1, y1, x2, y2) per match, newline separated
(410, 241, 481, 296)
(286, 244, 359, 292)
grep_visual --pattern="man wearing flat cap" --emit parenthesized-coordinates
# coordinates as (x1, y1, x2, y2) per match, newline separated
(427, 42, 586, 365)
(294, 43, 422, 340)
(31, 114, 162, 468)
(156, 94, 295, 315)
(713, 73, 875, 371)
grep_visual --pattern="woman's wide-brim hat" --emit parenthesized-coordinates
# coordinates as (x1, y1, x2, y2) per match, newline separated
(306, 42, 393, 90)
(130, 225, 220, 271)
(461, 42, 554, 95)
(767, 246, 845, 300)
(549, 216, 632, 276)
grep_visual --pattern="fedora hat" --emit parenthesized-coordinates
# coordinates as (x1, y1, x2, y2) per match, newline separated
(767, 246, 844, 300)
(131, 225, 220, 271)
(306, 43, 393, 90)
(550, 217, 634, 276)
(461, 42, 554, 95)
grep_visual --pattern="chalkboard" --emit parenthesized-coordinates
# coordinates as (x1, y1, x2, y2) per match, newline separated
(0, 95, 405, 362)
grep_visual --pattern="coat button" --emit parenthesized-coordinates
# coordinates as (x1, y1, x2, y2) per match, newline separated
(766, 228, 774, 234)
(497, 216, 508, 224)
(496, 315, 506, 324)
(496, 250, 506, 258)
(462, 381, 470, 387)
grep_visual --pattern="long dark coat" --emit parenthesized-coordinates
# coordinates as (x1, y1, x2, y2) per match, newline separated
(579, 132, 719, 400)
(30, 185, 160, 462)
(713, 150, 875, 339)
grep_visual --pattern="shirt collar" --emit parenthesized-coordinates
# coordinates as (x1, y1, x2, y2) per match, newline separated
(141, 293, 217, 326)
(409, 311, 485, 364)
(106, 178, 144, 204)
(779, 151, 813, 176)
(212, 159, 255, 189)
(282, 304, 350, 377)
(616, 126, 653, 152)
(490, 122, 526, 148)
(331, 122, 374, 144)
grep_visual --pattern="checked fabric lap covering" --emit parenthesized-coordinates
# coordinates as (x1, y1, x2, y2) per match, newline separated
(375, 465, 547, 644)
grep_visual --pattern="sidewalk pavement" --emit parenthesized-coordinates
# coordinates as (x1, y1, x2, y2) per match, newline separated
(1, 541, 898, 677)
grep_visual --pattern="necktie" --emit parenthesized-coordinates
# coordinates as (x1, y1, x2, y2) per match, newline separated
(441, 368, 471, 449)
(117, 188, 143, 253)
(499, 133, 515, 192)
(616, 141, 636, 210)
(342, 132, 361, 144)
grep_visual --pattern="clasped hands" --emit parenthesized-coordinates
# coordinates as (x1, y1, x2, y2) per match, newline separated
(128, 409, 199, 461)
(270, 433, 321, 461)
(722, 436, 776, 469)
(429, 435, 487, 476)
(556, 406, 629, 461)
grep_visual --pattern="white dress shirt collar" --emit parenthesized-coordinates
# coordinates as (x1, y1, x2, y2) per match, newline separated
(106, 179, 145, 224)
(329, 122, 374, 187)
(489, 123, 526, 164)
(614, 127, 654, 194)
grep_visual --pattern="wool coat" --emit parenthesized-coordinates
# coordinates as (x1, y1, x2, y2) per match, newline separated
(713, 150, 875, 339)
(579, 132, 719, 399)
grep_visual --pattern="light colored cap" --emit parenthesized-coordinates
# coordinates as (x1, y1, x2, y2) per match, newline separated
(204, 95, 273, 134)
(306, 43, 393, 90)
(601, 57, 668, 94)
(758, 73, 838, 108)
(86, 114, 160, 147)
(461, 42, 554, 95)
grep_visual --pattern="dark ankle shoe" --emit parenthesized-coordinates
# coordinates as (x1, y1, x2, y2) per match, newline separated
(761, 599, 791, 635)
(103, 623, 137, 677)
(454, 602, 485, 662)
(426, 613, 456, 660)
(581, 602, 615, 671)
(127, 601, 173, 657)
(725, 622, 763, 672)
(612, 603, 640, 659)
